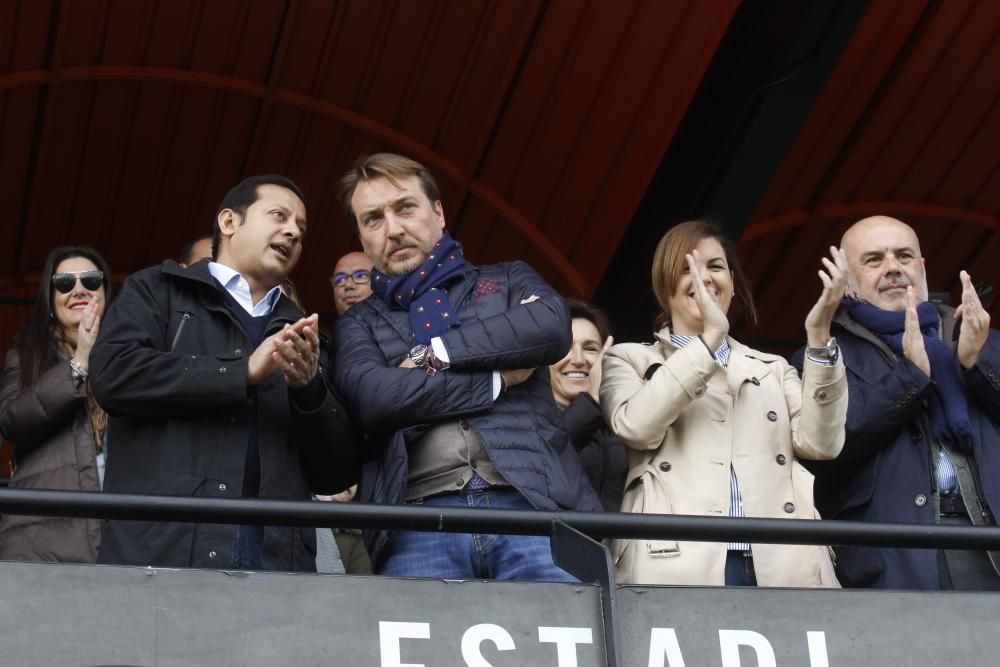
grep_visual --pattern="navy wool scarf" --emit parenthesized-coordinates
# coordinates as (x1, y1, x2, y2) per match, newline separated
(845, 298, 972, 449)
(370, 232, 465, 344)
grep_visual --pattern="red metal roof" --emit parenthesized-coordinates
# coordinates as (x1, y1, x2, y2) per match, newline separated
(742, 0, 1000, 349)
(0, 0, 738, 314)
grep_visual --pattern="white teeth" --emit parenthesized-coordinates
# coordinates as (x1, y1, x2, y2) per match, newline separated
(565, 372, 587, 378)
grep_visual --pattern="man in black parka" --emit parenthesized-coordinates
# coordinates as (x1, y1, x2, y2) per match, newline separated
(90, 175, 358, 571)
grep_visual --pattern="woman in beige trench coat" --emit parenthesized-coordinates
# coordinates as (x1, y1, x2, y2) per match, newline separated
(601, 221, 847, 587)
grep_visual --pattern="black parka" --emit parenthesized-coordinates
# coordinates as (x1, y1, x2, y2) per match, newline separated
(90, 260, 358, 571)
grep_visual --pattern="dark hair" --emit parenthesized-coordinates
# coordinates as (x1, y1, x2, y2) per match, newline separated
(179, 233, 213, 265)
(212, 175, 306, 258)
(564, 298, 612, 344)
(337, 153, 441, 233)
(15, 246, 114, 388)
(651, 220, 757, 330)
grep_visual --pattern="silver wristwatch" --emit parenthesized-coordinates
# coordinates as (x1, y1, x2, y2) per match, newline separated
(805, 337, 839, 367)
(408, 344, 430, 369)
(68, 359, 89, 383)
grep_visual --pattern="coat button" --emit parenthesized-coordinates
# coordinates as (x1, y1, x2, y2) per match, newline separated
(694, 387, 704, 396)
(775, 454, 787, 465)
(817, 390, 827, 400)
(234, 348, 242, 355)
(455, 478, 464, 487)
(915, 494, 927, 508)
(659, 461, 671, 472)
(783, 502, 795, 513)
(219, 366, 227, 373)
(219, 483, 227, 491)
(460, 420, 469, 431)
(767, 411, 778, 422)
(208, 551, 217, 559)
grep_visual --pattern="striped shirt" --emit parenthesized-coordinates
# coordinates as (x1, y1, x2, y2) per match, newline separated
(670, 334, 749, 553)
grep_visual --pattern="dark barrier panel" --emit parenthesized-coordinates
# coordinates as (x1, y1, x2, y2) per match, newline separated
(0, 561, 606, 667)
(618, 585, 1000, 666)
(5, 560, 1000, 667)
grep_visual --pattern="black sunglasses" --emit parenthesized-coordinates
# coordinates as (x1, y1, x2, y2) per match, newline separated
(52, 270, 104, 294)
(331, 269, 371, 289)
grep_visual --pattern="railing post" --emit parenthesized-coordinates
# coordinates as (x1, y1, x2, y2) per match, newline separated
(550, 520, 622, 667)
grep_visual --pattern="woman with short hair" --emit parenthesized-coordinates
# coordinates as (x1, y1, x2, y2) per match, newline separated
(549, 298, 626, 512)
(601, 221, 847, 587)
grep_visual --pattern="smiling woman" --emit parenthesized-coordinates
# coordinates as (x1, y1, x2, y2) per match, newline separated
(600, 221, 849, 588)
(550, 299, 626, 513)
(0, 245, 114, 563)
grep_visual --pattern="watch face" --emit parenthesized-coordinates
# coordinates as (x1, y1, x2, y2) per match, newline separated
(409, 345, 428, 366)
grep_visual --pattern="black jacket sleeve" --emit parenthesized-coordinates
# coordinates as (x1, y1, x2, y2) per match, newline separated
(291, 344, 360, 494)
(89, 270, 251, 417)
(334, 311, 496, 432)
(438, 261, 572, 371)
(792, 343, 930, 464)
(964, 330, 1000, 418)
(562, 393, 608, 452)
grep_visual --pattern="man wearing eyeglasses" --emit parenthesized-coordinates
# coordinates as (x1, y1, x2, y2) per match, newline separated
(332, 251, 374, 316)
(89, 175, 358, 573)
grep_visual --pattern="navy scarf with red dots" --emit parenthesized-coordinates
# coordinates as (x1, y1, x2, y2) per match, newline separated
(370, 232, 465, 344)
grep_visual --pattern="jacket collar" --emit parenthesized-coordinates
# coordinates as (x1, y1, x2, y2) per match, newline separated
(159, 259, 302, 327)
(652, 327, 774, 394)
(834, 302, 956, 366)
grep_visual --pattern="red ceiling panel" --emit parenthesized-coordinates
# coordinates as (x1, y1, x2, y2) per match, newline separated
(0, 0, 738, 324)
(742, 0, 1000, 353)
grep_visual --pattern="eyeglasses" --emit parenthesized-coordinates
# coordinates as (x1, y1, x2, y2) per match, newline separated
(331, 270, 371, 290)
(52, 271, 104, 294)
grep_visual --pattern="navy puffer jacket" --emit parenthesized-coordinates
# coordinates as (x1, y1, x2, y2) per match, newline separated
(334, 260, 602, 565)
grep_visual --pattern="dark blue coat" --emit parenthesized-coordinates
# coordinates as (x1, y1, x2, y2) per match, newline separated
(334, 260, 602, 566)
(794, 306, 1000, 589)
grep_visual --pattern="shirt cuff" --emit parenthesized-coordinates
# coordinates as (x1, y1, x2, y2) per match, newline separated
(491, 371, 502, 400)
(430, 337, 450, 364)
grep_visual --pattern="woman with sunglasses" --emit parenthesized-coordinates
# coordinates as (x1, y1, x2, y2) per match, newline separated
(0, 246, 113, 562)
(600, 221, 847, 587)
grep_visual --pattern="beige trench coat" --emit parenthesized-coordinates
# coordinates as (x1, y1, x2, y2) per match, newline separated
(600, 329, 846, 587)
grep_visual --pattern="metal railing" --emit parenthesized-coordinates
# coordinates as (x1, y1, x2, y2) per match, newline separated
(2, 487, 1000, 550)
(3, 487, 1000, 667)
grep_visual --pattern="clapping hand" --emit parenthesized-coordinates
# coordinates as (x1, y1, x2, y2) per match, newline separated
(903, 287, 931, 377)
(804, 246, 848, 348)
(73, 299, 102, 370)
(588, 335, 614, 403)
(955, 270, 991, 369)
(686, 249, 729, 351)
(247, 314, 321, 388)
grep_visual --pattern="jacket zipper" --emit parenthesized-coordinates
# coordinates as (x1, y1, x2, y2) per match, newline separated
(170, 313, 191, 351)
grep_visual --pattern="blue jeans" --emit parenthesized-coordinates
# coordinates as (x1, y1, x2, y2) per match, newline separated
(379, 487, 577, 583)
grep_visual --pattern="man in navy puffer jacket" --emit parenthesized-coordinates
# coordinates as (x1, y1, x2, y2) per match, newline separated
(333, 153, 601, 580)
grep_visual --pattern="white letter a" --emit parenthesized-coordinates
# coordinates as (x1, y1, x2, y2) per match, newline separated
(648, 628, 686, 667)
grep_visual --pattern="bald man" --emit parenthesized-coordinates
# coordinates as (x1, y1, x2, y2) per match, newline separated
(794, 216, 1000, 590)
(332, 251, 373, 316)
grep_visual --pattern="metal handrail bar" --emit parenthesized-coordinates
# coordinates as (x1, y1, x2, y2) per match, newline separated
(1, 488, 999, 550)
